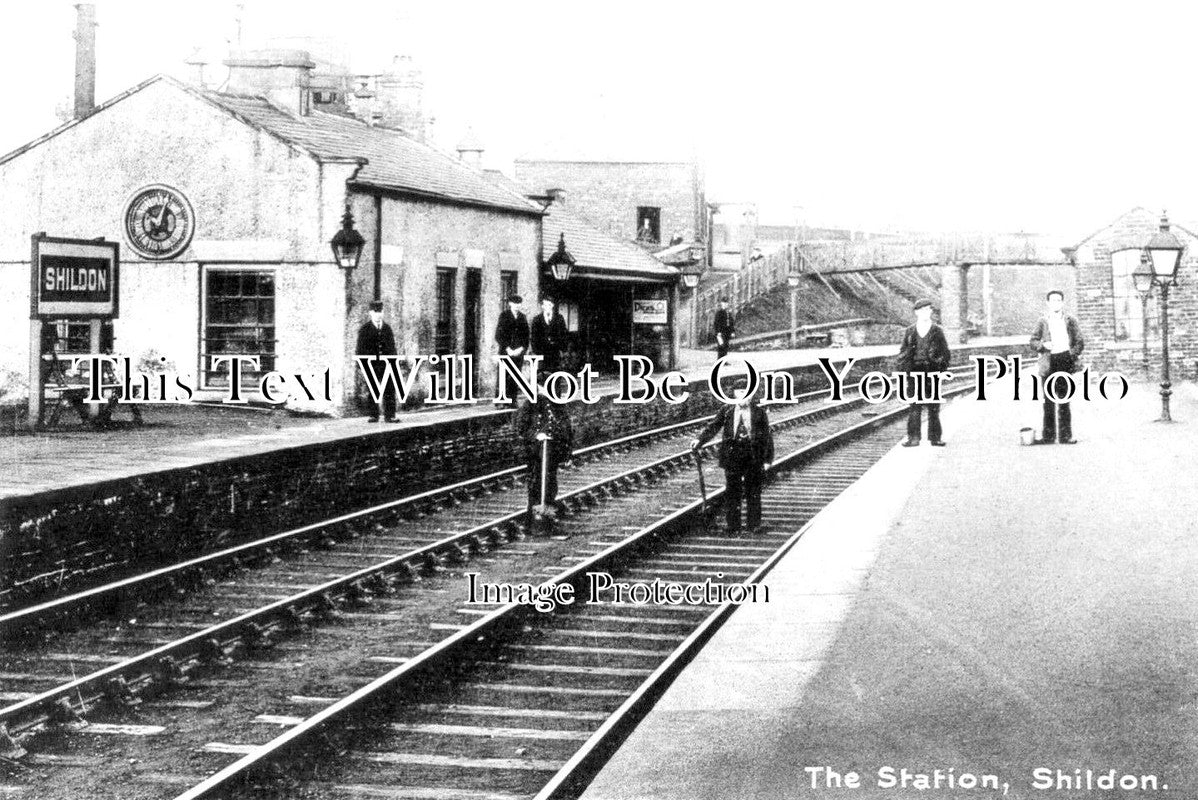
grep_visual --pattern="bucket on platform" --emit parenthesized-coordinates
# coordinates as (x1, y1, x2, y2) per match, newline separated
(1019, 427, 1037, 446)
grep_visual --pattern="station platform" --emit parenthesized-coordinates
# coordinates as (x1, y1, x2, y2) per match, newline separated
(580, 378, 1198, 800)
(2, 340, 1016, 501)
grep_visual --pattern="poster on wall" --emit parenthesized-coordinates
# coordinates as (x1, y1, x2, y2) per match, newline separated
(632, 298, 667, 324)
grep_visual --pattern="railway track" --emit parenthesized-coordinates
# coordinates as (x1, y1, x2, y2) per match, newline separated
(0, 362, 1006, 799)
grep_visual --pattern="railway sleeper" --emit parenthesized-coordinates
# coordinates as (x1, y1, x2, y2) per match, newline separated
(202, 636, 237, 667)
(156, 654, 190, 686)
(0, 723, 26, 761)
(345, 581, 375, 608)
(49, 695, 88, 728)
(105, 674, 142, 707)
(245, 621, 278, 649)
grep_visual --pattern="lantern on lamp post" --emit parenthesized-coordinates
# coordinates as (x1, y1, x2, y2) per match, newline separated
(330, 204, 366, 271)
(1142, 211, 1185, 422)
(545, 233, 576, 282)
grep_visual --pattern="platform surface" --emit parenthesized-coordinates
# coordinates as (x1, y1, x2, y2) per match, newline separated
(580, 378, 1198, 800)
(3, 341, 1000, 500)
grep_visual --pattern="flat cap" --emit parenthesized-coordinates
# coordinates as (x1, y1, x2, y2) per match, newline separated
(913, 299, 934, 310)
(369, 300, 384, 312)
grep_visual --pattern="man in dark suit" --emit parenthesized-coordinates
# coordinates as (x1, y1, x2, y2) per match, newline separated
(1030, 289, 1085, 444)
(530, 296, 569, 375)
(691, 380, 774, 534)
(355, 300, 398, 422)
(897, 298, 951, 447)
(494, 294, 530, 402)
(713, 298, 734, 360)
(515, 397, 574, 533)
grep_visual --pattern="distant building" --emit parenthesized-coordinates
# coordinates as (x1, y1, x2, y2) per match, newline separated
(512, 159, 705, 249)
(1067, 207, 1198, 376)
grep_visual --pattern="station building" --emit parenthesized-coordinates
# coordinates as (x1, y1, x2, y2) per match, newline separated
(1067, 207, 1198, 377)
(0, 52, 543, 413)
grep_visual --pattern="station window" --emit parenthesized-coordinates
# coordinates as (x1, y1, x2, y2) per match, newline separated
(312, 91, 338, 104)
(636, 206, 661, 244)
(435, 268, 456, 355)
(1111, 249, 1157, 341)
(201, 268, 276, 388)
(500, 270, 518, 305)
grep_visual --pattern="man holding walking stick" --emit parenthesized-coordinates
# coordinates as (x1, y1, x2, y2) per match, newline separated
(515, 397, 574, 534)
(691, 378, 774, 535)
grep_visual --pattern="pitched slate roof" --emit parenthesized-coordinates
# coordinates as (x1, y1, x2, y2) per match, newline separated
(544, 206, 679, 283)
(483, 169, 678, 283)
(204, 90, 541, 215)
(0, 74, 540, 216)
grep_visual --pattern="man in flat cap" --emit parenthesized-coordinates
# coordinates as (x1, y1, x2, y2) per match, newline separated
(896, 299, 950, 447)
(494, 294, 530, 402)
(355, 300, 399, 422)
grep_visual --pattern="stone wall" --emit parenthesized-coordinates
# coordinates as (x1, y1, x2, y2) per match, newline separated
(512, 160, 699, 244)
(0, 342, 1022, 610)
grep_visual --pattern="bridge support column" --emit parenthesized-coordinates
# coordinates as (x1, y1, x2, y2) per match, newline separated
(939, 263, 971, 343)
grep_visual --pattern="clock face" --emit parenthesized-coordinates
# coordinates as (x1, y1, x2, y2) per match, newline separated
(123, 184, 195, 260)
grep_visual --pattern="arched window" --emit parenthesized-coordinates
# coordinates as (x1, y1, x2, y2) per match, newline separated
(1111, 248, 1158, 341)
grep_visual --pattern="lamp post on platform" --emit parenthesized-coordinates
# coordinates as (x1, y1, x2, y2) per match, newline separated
(681, 260, 703, 350)
(1142, 212, 1185, 422)
(1132, 253, 1155, 377)
(787, 253, 801, 348)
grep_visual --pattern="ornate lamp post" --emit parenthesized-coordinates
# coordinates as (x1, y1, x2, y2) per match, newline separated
(681, 261, 703, 349)
(1131, 253, 1155, 377)
(1142, 212, 1185, 422)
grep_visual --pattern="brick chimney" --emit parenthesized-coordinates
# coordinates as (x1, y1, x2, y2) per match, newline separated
(73, 4, 96, 119)
(223, 49, 315, 115)
(455, 128, 485, 169)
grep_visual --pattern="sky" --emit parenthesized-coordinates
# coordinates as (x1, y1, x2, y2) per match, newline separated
(3, 0, 1198, 237)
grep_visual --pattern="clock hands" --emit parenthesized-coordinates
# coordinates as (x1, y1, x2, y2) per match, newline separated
(149, 195, 172, 237)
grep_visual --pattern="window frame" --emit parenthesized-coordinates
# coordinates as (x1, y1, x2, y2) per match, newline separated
(199, 265, 277, 390)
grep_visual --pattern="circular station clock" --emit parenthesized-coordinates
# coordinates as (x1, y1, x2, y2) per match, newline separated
(123, 184, 195, 260)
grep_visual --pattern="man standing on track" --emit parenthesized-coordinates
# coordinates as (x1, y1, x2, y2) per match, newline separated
(691, 379, 774, 535)
(515, 397, 574, 534)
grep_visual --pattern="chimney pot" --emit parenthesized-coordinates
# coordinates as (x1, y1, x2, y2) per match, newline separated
(73, 4, 97, 119)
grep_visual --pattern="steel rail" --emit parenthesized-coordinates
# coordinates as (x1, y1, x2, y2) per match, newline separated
(0, 357, 1006, 750)
(532, 377, 990, 800)
(2, 352, 993, 636)
(0, 384, 862, 738)
(170, 371, 997, 800)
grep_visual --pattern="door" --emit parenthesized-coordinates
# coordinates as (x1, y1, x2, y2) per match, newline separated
(464, 269, 482, 380)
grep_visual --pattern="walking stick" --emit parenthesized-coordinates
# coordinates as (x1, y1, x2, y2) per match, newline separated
(534, 434, 553, 518)
(694, 447, 708, 517)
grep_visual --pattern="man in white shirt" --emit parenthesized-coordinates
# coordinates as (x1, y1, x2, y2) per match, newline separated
(1029, 290, 1085, 444)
